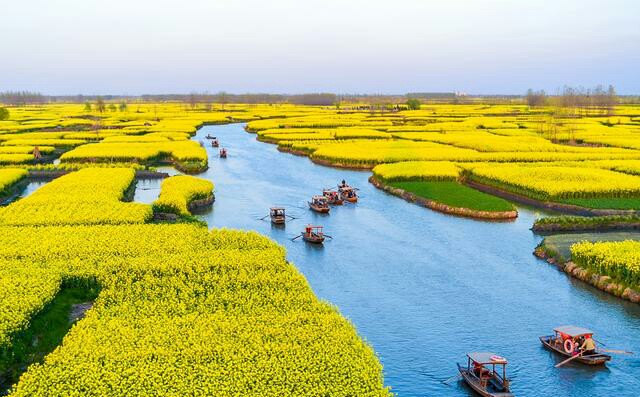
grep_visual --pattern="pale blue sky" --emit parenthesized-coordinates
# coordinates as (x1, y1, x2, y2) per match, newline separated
(1, 0, 639, 95)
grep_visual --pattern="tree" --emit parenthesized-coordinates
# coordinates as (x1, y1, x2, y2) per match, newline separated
(0, 91, 45, 105)
(0, 107, 9, 120)
(217, 91, 228, 110)
(95, 97, 106, 113)
(108, 103, 117, 112)
(406, 98, 421, 110)
(84, 102, 92, 112)
(189, 93, 198, 109)
(606, 85, 617, 116)
(525, 89, 546, 107)
(119, 102, 128, 112)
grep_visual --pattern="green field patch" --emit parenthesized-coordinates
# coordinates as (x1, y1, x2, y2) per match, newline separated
(388, 181, 514, 212)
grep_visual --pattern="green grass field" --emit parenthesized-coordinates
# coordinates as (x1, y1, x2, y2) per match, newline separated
(560, 197, 640, 210)
(389, 181, 514, 212)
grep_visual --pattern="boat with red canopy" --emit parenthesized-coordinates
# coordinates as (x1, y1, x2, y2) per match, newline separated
(302, 225, 325, 244)
(539, 325, 611, 365)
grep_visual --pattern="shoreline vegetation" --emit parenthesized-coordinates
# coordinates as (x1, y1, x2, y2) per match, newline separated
(152, 175, 215, 221)
(465, 179, 640, 216)
(369, 176, 517, 220)
(532, 215, 640, 233)
(534, 242, 640, 304)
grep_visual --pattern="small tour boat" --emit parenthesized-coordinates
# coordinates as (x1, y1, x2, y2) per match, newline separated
(309, 195, 330, 213)
(540, 325, 612, 366)
(212, 139, 220, 148)
(323, 189, 343, 205)
(219, 148, 227, 158)
(457, 352, 513, 397)
(302, 225, 325, 244)
(270, 207, 286, 224)
(338, 185, 358, 203)
(205, 134, 216, 140)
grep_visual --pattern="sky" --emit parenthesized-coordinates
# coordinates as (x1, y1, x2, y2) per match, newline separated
(1, 0, 639, 95)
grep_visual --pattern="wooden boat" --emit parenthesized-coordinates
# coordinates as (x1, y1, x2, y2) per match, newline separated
(219, 148, 227, 158)
(540, 325, 611, 366)
(211, 139, 220, 148)
(309, 195, 330, 213)
(338, 185, 358, 203)
(323, 189, 343, 205)
(302, 225, 325, 244)
(457, 352, 513, 397)
(270, 207, 286, 224)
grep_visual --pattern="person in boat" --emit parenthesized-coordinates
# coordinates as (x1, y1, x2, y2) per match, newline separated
(473, 362, 490, 378)
(340, 179, 347, 187)
(580, 335, 596, 355)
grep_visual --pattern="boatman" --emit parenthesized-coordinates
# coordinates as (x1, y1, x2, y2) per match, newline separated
(580, 335, 596, 355)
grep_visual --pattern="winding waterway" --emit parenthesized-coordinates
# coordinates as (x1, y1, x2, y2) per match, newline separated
(190, 124, 640, 396)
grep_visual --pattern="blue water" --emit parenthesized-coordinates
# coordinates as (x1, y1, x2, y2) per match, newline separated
(192, 124, 640, 396)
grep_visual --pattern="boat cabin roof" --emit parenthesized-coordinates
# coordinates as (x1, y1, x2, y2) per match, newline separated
(305, 224, 323, 230)
(554, 325, 593, 337)
(467, 352, 508, 365)
(312, 195, 328, 200)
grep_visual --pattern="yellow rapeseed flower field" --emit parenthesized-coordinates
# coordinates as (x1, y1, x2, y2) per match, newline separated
(0, 224, 391, 396)
(571, 240, 640, 287)
(153, 175, 214, 216)
(0, 168, 152, 226)
(0, 169, 28, 195)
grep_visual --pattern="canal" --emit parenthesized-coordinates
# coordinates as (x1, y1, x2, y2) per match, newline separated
(193, 123, 640, 396)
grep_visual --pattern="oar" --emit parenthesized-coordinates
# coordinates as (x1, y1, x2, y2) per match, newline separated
(594, 338, 607, 347)
(442, 373, 462, 384)
(556, 352, 583, 368)
(323, 234, 333, 239)
(259, 215, 269, 220)
(600, 348, 634, 355)
(290, 235, 302, 241)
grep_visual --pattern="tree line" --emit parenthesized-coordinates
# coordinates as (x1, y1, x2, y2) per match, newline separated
(0, 87, 630, 111)
(526, 85, 618, 116)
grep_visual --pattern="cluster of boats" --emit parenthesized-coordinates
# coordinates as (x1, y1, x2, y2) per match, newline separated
(268, 207, 333, 244)
(266, 181, 359, 244)
(205, 135, 227, 158)
(308, 182, 358, 213)
(456, 325, 631, 397)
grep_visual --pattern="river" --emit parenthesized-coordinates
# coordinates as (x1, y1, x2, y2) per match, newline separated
(149, 123, 640, 396)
